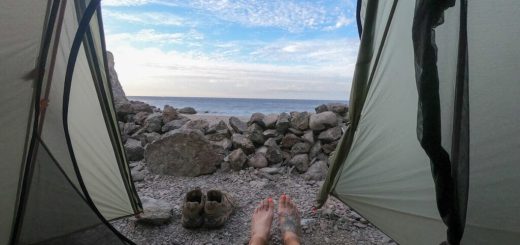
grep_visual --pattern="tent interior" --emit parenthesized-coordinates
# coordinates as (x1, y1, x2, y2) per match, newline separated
(1, 0, 519, 244)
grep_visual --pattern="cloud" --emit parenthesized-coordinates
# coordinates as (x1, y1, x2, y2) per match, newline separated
(106, 44, 356, 100)
(106, 29, 203, 45)
(103, 0, 355, 33)
(103, 10, 185, 26)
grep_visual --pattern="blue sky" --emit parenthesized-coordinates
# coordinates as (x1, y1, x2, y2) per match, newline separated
(102, 0, 359, 100)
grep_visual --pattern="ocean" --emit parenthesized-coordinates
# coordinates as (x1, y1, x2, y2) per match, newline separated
(128, 96, 348, 117)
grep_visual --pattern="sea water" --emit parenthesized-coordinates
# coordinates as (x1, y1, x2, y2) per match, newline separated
(128, 96, 348, 117)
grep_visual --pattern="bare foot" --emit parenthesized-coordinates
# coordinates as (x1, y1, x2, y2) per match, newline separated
(250, 198, 274, 245)
(278, 194, 301, 245)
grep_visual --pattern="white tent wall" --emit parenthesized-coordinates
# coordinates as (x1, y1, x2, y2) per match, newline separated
(0, 1, 48, 244)
(462, 1, 520, 243)
(330, 0, 446, 244)
(323, 0, 520, 244)
(1, 0, 141, 244)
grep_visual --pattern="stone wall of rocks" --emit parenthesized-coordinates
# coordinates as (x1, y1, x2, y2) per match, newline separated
(117, 102, 348, 181)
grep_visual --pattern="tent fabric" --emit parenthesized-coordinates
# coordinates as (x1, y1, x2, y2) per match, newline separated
(319, 0, 520, 244)
(0, 0, 141, 244)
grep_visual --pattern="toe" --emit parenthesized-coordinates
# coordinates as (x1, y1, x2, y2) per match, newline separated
(262, 198, 269, 210)
(268, 197, 274, 211)
(279, 194, 286, 209)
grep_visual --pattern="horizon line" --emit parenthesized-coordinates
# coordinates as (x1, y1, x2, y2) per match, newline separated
(127, 95, 349, 102)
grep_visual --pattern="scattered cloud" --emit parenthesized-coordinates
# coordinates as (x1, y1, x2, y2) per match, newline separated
(106, 29, 203, 45)
(103, 10, 185, 26)
(324, 15, 353, 31)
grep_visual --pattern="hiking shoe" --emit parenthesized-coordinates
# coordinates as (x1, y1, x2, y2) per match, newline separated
(182, 188, 205, 229)
(203, 190, 235, 228)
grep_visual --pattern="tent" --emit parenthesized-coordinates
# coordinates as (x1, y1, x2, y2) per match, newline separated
(318, 0, 520, 244)
(1, 0, 142, 244)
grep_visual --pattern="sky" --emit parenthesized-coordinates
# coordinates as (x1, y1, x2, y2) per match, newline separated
(101, 0, 360, 100)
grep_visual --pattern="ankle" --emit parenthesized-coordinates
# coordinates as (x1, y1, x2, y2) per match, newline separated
(283, 232, 300, 245)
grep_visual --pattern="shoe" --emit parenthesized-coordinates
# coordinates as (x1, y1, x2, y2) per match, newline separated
(203, 190, 235, 228)
(181, 188, 205, 228)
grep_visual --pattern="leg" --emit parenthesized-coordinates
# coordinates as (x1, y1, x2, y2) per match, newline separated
(278, 194, 301, 245)
(250, 197, 274, 245)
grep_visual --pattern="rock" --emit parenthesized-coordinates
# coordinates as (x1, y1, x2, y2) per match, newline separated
(327, 103, 348, 115)
(318, 126, 342, 143)
(245, 123, 265, 146)
(206, 129, 230, 141)
(304, 160, 328, 181)
(229, 117, 248, 133)
(302, 130, 314, 144)
(288, 128, 304, 136)
(130, 100, 154, 114)
(134, 111, 150, 125)
(207, 120, 228, 134)
(210, 138, 232, 155)
(264, 137, 278, 148)
(183, 119, 209, 134)
(291, 142, 311, 155)
(309, 141, 322, 159)
(231, 133, 255, 154)
(106, 51, 128, 104)
(309, 111, 338, 131)
(280, 133, 301, 149)
(262, 129, 279, 138)
(247, 153, 268, 168)
(248, 112, 265, 127)
(123, 122, 140, 136)
(145, 129, 220, 176)
(260, 167, 281, 175)
(315, 104, 329, 113)
(290, 112, 310, 131)
(178, 107, 197, 114)
(131, 169, 145, 182)
(265, 145, 283, 164)
(162, 105, 179, 123)
(262, 114, 278, 129)
(322, 141, 339, 154)
(143, 113, 163, 133)
(228, 149, 247, 171)
(125, 138, 144, 161)
(136, 197, 173, 225)
(161, 117, 190, 133)
(276, 112, 291, 133)
(353, 222, 367, 229)
(138, 132, 161, 146)
(288, 154, 310, 173)
(249, 180, 267, 189)
(256, 146, 268, 155)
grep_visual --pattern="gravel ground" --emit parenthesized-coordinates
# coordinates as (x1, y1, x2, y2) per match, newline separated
(113, 166, 396, 245)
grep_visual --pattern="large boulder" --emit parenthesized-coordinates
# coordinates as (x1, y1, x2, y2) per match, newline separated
(124, 138, 144, 161)
(288, 154, 310, 173)
(302, 130, 314, 144)
(280, 133, 301, 149)
(123, 122, 140, 136)
(136, 197, 173, 225)
(304, 160, 328, 181)
(245, 123, 265, 146)
(315, 104, 328, 113)
(231, 133, 255, 154)
(249, 113, 266, 127)
(134, 111, 150, 125)
(229, 117, 248, 133)
(309, 141, 322, 159)
(162, 105, 179, 123)
(130, 101, 154, 113)
(207, 120, 228, 134)
(183, 119, 209, 134)
(247, 153, 268, 168)
(276, 112, 291, 133)
(263, 129, 279, 138)
(178, 107, 197, 114)
(145, 129, 220, 176)
(318, 126, 342, 143)
(309, 111, 337, 131)
(327, 103, 348, 115)
(210, 138, 232, 156)
(143, 113, 163, 133)
(262, 114, 279, 129)
(228, 149, 247, 171)
(291, 142, 311, 155)
(290, 112, 310, 131)
(265, 145, 283, 164)
(162, 117, 190, 133)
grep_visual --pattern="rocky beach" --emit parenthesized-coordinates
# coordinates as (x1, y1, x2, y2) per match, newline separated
(107, 51, 395, 244)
